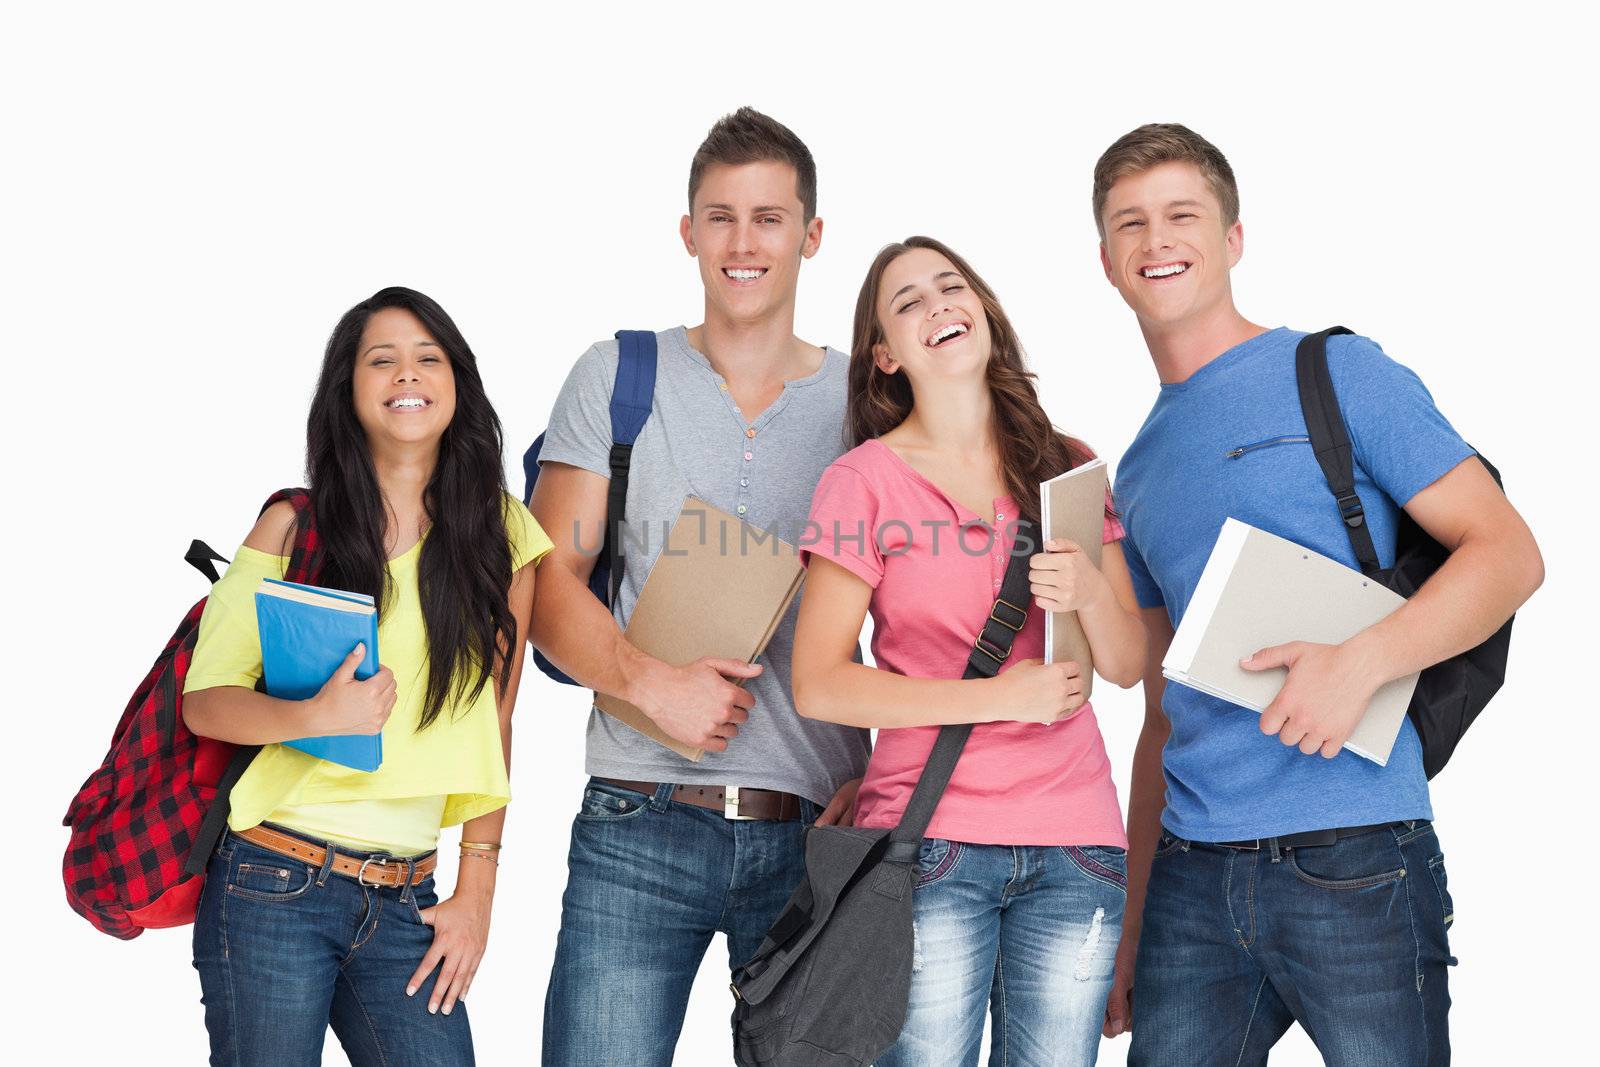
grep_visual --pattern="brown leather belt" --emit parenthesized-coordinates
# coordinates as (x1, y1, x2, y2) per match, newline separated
(237, 824, 436, 887)
(598, 779, 804, 821)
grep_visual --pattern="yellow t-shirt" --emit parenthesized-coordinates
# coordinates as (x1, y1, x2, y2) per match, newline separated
(184, 494, 552, 856)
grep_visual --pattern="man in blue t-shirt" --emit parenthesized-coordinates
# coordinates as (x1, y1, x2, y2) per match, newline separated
(1092, 124, 1543, 1064)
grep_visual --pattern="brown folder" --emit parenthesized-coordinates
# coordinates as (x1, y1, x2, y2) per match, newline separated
(1039, 459, 1108, 699)
(594, 497, 807, 760)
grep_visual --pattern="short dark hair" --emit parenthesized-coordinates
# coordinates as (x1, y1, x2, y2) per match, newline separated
(688, 107, 818, 221)
(1092, 123, 1239, 237)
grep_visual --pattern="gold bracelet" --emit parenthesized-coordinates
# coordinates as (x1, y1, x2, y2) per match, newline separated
(459, 841, 502, 852)
(459, 850, 499, 864)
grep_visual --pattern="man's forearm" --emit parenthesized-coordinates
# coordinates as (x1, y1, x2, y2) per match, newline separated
(1347, 527, 1543, 686)
(528, 561, 657, 706)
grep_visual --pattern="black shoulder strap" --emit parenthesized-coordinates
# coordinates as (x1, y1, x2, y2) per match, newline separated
(184, 540, 229, 584)
(605, 330, 659, 604)
(1295, 327, 1382, 577)
(885, 520, 1038, 863)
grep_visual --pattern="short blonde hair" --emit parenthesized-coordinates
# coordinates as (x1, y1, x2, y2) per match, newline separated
(1092, 123, 1239, 237)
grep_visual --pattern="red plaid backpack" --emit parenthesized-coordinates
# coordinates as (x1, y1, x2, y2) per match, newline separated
(62, 489, 322, 939)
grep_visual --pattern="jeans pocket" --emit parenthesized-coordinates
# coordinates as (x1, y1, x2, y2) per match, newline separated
(1062, 845, 1129, 893)
(1286, 833, 1407, 891)
(1427, 855, 1455, 929)
(406, 878, 438, 924)
(576, 784, 651, 822)
(914, 838, 964, 889)
(1151, 831, 1186, 860)
(227, 858, 315, 903)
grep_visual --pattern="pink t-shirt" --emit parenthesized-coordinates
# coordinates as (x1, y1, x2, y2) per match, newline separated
(802, 438, 1128, 847)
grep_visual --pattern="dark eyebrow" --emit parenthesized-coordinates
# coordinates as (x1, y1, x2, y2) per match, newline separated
(362, 340, 440, 357)
(889, 271, 962, 304)
(701, 203, 790, 215)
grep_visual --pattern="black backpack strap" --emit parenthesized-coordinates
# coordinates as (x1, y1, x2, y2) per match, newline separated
(182, 489, 321, 876)
(605, 330, 659, 604)
(1295, 328, 1382, 577)
(181, 743, 262, 876)
(184, 540, 230, 584)
(885, 520, 1038, 864)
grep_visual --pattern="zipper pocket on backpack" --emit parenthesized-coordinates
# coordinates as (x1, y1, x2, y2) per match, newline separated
(1225, 435, 1310, 459)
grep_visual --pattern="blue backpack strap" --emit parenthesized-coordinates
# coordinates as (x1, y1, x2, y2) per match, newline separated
(604, 331, 657, 603)
(610, 330, 658, 446)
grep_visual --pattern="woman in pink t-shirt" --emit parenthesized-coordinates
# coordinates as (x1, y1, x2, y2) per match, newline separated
(792, 237, 1148, 1066)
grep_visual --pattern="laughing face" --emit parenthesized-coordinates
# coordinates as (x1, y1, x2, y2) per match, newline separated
(352, 307, 457, 449)
(871, 247, 992, 384)
(680, 159, 822, 325)
(1099, 160, 1242, 330)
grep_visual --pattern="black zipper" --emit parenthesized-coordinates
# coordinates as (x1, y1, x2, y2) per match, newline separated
(1225, 435, 1309, 459)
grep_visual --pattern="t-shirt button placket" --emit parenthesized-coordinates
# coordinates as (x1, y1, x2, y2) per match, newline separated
(993, 511, 1006, 589)
(740, 426, 755, 516)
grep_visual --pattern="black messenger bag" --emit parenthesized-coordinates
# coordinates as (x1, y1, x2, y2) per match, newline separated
(730, 521, 1039, 1066)
(1296, 327, 1515, 778)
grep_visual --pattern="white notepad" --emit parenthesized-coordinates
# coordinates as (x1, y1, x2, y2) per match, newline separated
(1163, 518, 1418, 765)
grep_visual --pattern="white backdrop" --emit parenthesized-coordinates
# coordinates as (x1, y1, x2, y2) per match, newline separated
(6, 3, 1592, 1064)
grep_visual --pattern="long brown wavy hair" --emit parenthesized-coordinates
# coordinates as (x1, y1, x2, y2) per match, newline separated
(849, 236, 1102, 527)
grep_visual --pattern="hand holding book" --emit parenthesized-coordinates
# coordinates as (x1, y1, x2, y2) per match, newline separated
(301, 642, 397, 738)
(1028, 538, 1112, 615)
(1241, 638, 1387, 759)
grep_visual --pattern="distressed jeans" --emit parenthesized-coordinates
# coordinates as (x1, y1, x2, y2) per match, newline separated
(1129, 820, 1456, 1066)
(877, 840, 1128, 1067)
(541, 779, 818, 1066)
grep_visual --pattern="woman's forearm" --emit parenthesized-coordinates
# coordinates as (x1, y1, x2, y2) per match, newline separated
(455, 807, 505, 898)
(794, 660, 1006, 728)
(182, 685, 315, 745)
(1076, 587, 1148, 687)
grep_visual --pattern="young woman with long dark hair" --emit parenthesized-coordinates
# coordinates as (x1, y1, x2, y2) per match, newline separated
(792, 238, 1147, 1065)
(181, 286, 549, 1065)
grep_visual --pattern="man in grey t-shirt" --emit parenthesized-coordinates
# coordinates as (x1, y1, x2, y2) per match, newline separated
(530, 108, 870, 1066)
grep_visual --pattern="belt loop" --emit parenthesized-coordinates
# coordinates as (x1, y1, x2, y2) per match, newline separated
(650, 782, 674, 813)
(315, 842, 336, 887)
(398, 856, 417, 904)
(1267, 837, 1283, 864)
(799, 797, 817, 825)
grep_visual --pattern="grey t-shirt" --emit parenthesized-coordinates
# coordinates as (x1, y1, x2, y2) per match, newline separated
(539, 326, 871, 804)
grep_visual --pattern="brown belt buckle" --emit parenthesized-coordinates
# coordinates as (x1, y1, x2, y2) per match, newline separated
(724, 786, 756, 821)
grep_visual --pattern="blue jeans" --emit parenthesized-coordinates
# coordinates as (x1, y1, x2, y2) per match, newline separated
(192, 829, 472, 1066)
(541, 779, 818, 1066)
(878, 840, 1128, 1067)
(1130, 820, 1456, 1066)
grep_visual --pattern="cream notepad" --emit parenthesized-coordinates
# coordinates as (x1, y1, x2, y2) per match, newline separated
(1040, 458, 1108, 698)
(594, 497, 806, 761)
(1163, 518, 1418, 765)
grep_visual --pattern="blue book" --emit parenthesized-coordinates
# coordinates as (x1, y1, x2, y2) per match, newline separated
(254, 578, 384, 772)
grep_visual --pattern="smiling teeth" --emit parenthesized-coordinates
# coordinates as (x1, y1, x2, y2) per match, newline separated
(725, 268, 765, 280)
(930, 323, 968, 345)
(389, 397, 427, 408)
(1141, 263, 1188, 278)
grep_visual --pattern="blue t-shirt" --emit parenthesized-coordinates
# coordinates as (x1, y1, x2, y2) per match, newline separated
(1116, 327, 1475, 842)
